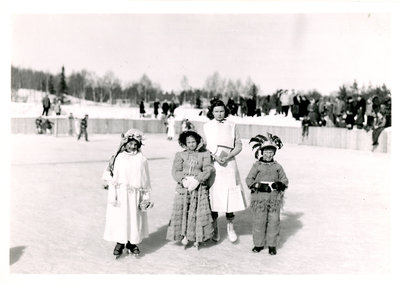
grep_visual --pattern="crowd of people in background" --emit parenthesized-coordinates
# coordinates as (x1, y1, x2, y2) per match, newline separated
(210, 90, 391, 134)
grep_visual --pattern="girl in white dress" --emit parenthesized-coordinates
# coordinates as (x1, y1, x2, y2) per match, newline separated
(102, 129, 153, 258)
(203, 100, 247, 243)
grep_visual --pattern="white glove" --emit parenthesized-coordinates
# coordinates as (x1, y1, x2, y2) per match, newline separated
(182, 178, 189, 188)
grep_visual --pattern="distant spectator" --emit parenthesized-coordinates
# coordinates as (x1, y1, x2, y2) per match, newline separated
(262, 96, 271, 115)
(139, 100, 146, 118)
(54, 99, 62, 116)
(169, 101, 177, 116)
(43, 118, 54, 135)
(301, 115, 311, 144)
(35, 116, 44, 134)
(354, 107, 365, 129)
(167, 114, 176, 140)
(372, 96, 380, 113)
(299, 96, 310, 118)
(162, 100, 170, 116)
(333, 97, 345, 127)
(323, 114, 335, 127)
(77, 114, 89, 142)
(371, 108, 387, 152)
(355, 95, 366, 115)
(292, 93, 301, 120)
(364, 98, 374, 131)
(280, 90, 290, 116)
(308, 99, 319, 126)
(153, 99, 160, 119)
(181, 118, 195, 133)
(195, 96, 202, 109)
(227, 97, 237, 116)
(246, 97, 257, 117)
(239, 97, 247, 117)
(42, 94, 51, 116)
(344, 97, 356, 130)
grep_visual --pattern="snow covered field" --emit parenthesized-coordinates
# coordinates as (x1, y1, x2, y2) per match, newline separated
(9, 133, 391, 276)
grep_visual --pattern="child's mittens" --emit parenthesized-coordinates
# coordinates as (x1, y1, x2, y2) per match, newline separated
(250, 182, 261, 193)
(272, 181, 287, 192)
(181, 178, 189, 188)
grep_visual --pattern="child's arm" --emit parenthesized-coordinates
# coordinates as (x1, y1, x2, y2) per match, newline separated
(141, 158, 152, 200)
(194, 152, 214, 182)
(277, 165, 289, 187)
(245, 163, 260, 189)
(271, 164, 289, 192)
(171, 152, 185, 183)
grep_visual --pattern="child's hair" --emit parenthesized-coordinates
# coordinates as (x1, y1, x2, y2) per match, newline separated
(206, 100, 230, 120)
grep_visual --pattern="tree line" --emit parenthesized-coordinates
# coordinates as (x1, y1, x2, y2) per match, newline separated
(11, 65, 391, 110)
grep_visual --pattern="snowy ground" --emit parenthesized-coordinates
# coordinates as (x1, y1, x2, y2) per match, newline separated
(8, 133, 392, 276)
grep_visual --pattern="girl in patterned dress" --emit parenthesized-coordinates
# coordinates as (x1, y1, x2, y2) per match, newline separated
(166, 130, 214, 249)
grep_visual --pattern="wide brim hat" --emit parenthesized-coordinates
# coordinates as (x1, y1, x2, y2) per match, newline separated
(178, 130, 203, 149)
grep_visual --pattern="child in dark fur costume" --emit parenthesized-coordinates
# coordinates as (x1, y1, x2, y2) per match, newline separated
(246, 133, 289, 255)
(166, 130, 214, 249)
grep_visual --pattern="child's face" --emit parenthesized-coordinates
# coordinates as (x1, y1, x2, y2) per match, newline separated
(212, 106, 225, 121)
(262, 149, 275, 161)
(125, 140, 138, 153)
(186, 136, 198, 151)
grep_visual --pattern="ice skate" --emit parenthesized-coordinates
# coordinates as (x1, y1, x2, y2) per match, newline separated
(126, 242, 140, 256)
(212, 221, 220, 242)
(268, 246, 277, 255)
(252, 246, 264, 253)
(193, 242, 200, 250)
(113, 243, 125, 259)
(227, 222, 237, 243)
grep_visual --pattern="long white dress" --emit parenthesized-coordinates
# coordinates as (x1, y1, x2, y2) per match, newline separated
(203, 119, 247, 213)
(103, 151, 151, 244)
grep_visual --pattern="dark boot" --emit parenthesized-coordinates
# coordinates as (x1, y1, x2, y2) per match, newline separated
(113, 243, 125, 256)
(252, 246, 264, 253)
(268, 246, 277, 255)
(126, 241, 140, 255)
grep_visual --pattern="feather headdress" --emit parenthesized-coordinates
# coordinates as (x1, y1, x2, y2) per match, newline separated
(249, 133, 283, 159)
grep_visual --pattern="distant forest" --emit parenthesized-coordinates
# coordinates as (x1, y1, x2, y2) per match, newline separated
(11, 65, 391, 108)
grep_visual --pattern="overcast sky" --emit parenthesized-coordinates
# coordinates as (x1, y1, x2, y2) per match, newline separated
(11, 12, 392, 95)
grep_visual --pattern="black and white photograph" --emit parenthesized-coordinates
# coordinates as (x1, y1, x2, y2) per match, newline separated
(2, 0, 399, 282)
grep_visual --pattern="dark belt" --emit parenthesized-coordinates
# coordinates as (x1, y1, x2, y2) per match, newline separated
(253, 183, 273, 193)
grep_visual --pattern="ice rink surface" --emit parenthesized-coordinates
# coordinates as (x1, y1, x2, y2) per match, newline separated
(9, 133, 391, 275)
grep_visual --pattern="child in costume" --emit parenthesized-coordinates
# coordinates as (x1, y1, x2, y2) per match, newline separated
(246, 133, 289, 255)
(166, 130, 214, 249)
(102, 129, 153, 258)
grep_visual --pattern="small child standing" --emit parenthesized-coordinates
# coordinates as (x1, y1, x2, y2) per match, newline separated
(102, 129, 153, 258)
(246, 133, 289, 255)
(166, 130, 214, 249)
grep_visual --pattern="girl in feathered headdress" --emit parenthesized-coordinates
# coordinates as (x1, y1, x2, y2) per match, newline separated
(102, 129, 153, 258)
(245, 133, 289, 255)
